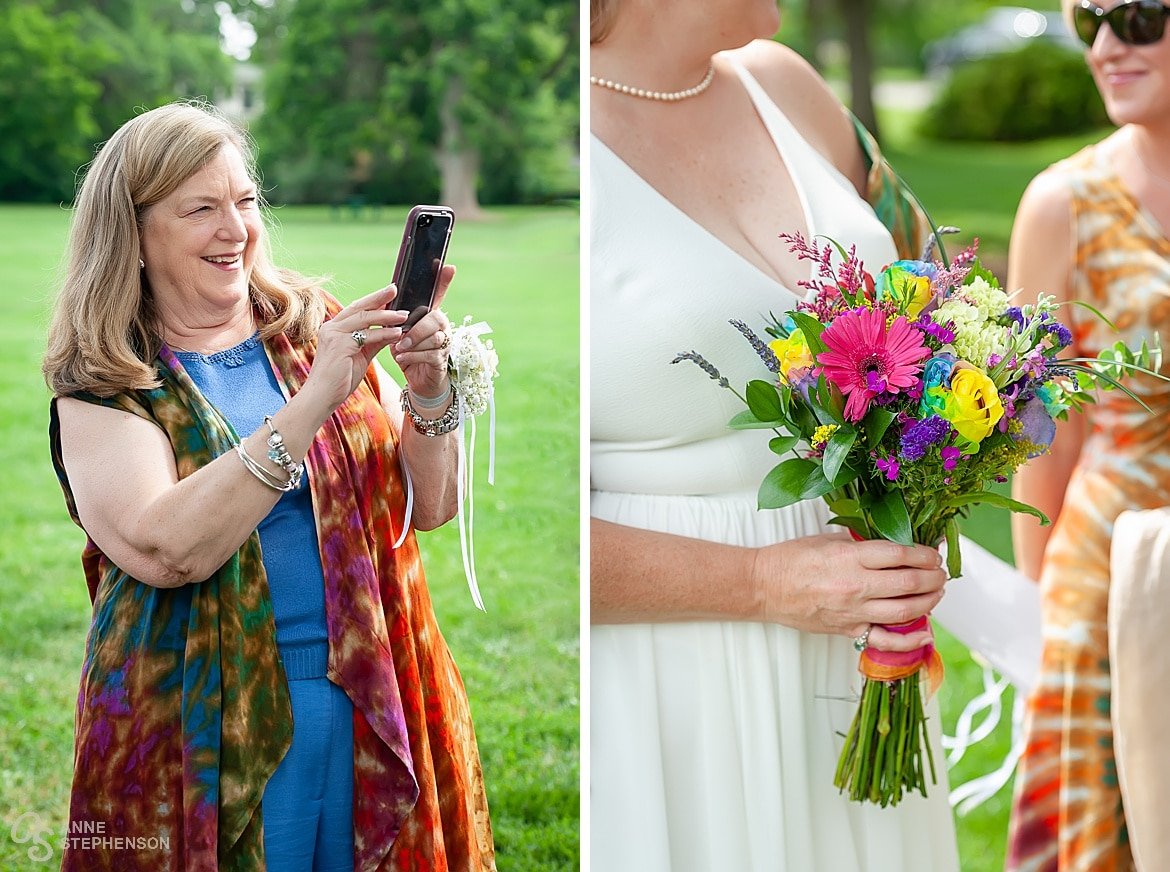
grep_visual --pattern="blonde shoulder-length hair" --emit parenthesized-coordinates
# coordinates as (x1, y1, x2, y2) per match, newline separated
(43, 101, 326, 398)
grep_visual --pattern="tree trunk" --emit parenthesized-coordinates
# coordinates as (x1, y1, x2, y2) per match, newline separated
(437, 76, 484, 219)
(838, 0, 880, 142)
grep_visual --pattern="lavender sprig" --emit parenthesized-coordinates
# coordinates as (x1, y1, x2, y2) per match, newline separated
(729, 320, 781, 374)
(671, 351, 730, 388)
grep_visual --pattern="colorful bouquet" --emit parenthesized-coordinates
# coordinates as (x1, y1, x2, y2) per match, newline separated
(674, 233, 1161, 806)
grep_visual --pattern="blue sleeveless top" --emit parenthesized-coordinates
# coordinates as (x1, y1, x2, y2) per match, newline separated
(175, 333, 328, 678)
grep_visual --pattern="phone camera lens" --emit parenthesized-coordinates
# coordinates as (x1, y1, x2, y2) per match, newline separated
(420, 215, 433, 227)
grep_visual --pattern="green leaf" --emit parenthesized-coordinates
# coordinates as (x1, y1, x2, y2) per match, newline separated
(863, 407, 897, 445)
(869, 490, 913, 545)
(789, 312, 829, 357)
(800, 466, 837, 502)
(828, 515, 870, 539)
(759, 459, 817, 509)
(1068, 298, 1118, 331)
(813, 377, 847, 424)
(827, 497, 862, 517)
(768, 434, 800, 454)
(790, 397, 820, 436)
(962, 262, 1000, 288)
(728, 410, 784, 430)
(823, 426, 858, 483)
(746, 379, 784, 422)
(941, 491, 1050, 525)
(944, 518, 962, 579)
(829, 463, 859, 489)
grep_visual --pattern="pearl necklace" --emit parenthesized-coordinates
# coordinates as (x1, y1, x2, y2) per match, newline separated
(590, 63, 715, 102)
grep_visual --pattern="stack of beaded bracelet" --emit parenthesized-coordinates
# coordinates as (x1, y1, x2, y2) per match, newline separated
(263, 415, 303, 486)
(235, 417, 304, 492)
(401, 384, 461, 437)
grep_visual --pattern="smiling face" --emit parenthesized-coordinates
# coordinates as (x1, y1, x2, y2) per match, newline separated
(1077, 1, 1170, 126)
(139, 143, 262, 320)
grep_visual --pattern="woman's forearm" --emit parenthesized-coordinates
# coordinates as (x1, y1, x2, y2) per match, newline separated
(132, 386, 335, 584)
(399, 418, 460, 530)
(591, 518, 760, 624)
(59, 386, 335, 588)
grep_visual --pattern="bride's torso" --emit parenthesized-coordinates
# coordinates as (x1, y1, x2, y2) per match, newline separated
(590, 54, 897, 497)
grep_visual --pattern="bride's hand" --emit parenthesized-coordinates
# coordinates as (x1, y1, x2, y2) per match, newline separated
(752, 533, 946, 652)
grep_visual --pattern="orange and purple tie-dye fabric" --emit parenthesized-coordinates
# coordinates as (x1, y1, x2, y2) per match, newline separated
(49, 292, 495, 871)
(1007, 143, 1170, 872)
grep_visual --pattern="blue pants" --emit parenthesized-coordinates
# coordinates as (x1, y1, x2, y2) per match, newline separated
(262, 655, 355, 872)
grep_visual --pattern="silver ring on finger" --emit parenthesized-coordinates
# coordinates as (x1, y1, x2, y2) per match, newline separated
(351, 330, 367, 349)
(852, 624, 872, 653)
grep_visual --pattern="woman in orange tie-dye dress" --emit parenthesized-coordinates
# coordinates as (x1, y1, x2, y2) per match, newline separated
(1006, 2, 1170, 870)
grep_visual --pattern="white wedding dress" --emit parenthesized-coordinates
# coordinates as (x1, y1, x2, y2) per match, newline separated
(590, 59, 960, 872)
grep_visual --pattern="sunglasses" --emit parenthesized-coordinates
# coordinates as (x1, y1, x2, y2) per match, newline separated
(1073, 0, 1170, 47)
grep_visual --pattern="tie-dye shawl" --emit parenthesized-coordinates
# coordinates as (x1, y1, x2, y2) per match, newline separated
(49, 295, 495, 871)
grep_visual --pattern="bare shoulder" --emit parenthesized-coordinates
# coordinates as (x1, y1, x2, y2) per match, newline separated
(1008, 168, 1076, 306)
(1012, 168, 1075, 264)
(727, 40, 865, 192)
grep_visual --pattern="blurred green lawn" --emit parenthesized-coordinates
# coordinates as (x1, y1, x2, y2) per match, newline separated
(0, 204, 579, 870)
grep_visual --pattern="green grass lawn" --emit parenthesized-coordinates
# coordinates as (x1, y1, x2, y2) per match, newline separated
(0, 204, 579, 870)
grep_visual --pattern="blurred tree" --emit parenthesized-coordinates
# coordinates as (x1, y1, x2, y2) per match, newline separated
(0, 0, 230, 202)
(0, 4, 100, 201)
(256, 0, 577, 210)
(836, 0, 880, 140)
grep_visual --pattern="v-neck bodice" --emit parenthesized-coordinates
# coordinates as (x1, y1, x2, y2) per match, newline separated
(590, 57, 897, 497)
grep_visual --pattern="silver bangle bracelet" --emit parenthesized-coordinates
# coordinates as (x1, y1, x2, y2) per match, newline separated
(236, 442, 301, 492)
(401, 385, 460, 437)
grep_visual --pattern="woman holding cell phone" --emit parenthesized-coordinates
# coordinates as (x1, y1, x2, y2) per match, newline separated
(42, 101, 494, 871)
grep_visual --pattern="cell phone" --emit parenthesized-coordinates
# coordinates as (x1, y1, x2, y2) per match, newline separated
(390, 205, 455, 329)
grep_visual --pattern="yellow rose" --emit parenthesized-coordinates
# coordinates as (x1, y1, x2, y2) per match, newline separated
(940, 365, 1004, 448)
(769, 330, 813, 379)
(901, 275, 933, 319)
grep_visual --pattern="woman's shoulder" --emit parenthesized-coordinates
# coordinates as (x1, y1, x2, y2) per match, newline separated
(724, 40, 864, 193)
(1040, 133, 1122, 191)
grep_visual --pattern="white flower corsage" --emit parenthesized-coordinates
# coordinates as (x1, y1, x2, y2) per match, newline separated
(448, 316, 499, 417)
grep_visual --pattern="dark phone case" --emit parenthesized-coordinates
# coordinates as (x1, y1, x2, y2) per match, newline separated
(391, 205, 455, 326)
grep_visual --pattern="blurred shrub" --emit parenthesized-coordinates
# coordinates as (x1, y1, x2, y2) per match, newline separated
(923, 42, 1109, 142)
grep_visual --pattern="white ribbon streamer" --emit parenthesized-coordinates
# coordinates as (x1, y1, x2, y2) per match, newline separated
(941, 661, 1010, 765)
(393, 449, 413, 550)
(949, 691, 1028, 816)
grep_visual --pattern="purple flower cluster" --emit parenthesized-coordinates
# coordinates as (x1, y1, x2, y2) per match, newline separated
(917, 315, 955, 345)
(1041, 316, 1073, 348)
(899, 414, 951, 461)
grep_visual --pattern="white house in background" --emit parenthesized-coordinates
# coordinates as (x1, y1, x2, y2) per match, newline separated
(217, 63, 263, 126)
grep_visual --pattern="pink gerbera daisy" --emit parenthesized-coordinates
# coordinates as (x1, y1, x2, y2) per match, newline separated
(816, 308, 930, 421)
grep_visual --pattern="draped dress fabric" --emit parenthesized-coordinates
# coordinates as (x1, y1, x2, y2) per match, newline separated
(49, 292, 495, 871)
(590, 59, 959, 872)
(1007, 143, 1170, 872)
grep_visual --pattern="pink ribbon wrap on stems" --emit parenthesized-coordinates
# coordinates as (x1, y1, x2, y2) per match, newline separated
(859, 615, 945, 696)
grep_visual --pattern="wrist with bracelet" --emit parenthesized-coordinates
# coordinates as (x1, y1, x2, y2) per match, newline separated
(401, 384, 460, 437)
(235, 416, 304, 492)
